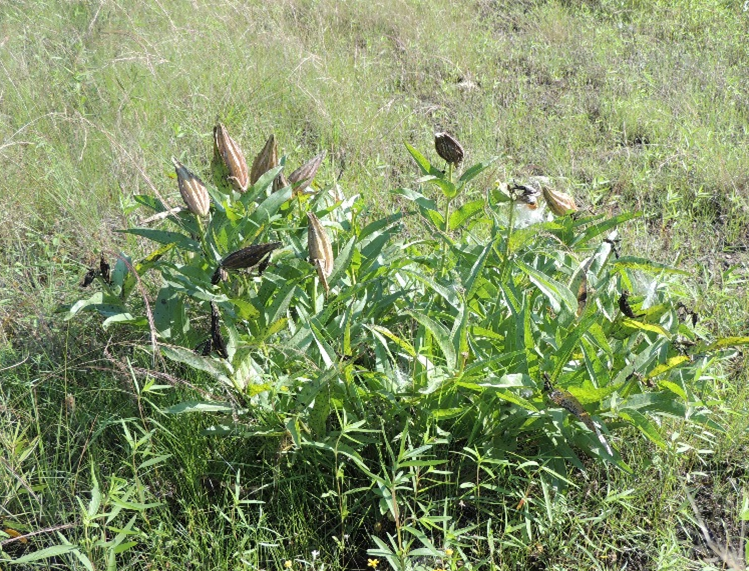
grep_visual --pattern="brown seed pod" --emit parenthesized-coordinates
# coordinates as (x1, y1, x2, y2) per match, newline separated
(434, 132, 464, 166)
(307, 212, 334, 293)
(210, 302, 228, 359)
(172, 157, 210, 217)
(273, 171, 289, 193)
(250, 134, 279, 186)
(213, 123, 249, 193)
(541, 185, 578, 216)
(288, 151, 326, 195)
(99, 255, 111, 284)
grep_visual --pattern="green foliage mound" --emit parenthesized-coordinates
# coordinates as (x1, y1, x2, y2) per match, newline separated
(58, 127, 742, 569)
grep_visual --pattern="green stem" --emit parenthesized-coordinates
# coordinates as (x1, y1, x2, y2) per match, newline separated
(440, 163, 453, 277)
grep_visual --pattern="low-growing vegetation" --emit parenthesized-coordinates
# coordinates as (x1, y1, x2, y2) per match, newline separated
(2, 1, 749, 570)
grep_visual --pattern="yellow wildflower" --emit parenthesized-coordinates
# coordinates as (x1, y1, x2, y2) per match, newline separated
(367, 559, 379, 568)
(445, 548, 454, 557)
(284, 560, 292, 569)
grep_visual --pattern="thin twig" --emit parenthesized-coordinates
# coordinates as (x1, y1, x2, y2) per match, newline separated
(0, 523, 76, 547)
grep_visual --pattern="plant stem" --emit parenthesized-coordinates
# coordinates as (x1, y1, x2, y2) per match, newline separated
(500, 199, 515, 281)
(441, 162, 453, 277)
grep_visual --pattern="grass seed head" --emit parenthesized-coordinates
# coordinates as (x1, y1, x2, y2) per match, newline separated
(288, 151, 326, 195)
(213, 123, 249, 192)
(307, 212, 334, 292)
(434, 131, 464, 166)
(250, 134, 279, 186)
(172, 157, 210, 217)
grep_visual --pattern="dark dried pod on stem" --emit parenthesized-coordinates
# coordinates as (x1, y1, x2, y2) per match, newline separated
(434, 132, 464, 166)
(212, 242, 282, 284)
(210, 302, 228, 359)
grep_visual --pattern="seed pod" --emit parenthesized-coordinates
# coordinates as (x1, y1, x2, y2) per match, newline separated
(434, 132, 464, 166)
(250, 134, 279, 185)
(273, 171, 289, 193)
(99, 255, 111, 284)
(542, 185, 578, 216)
(172, 157, 210, 217)
(307, 212, 334, 293)
(213, 123, 249, 193)
(511, 183, 541, 209)
(210, 302, 228, 359)
(288, 151, 326, 195)
(220, 242, 282, 271)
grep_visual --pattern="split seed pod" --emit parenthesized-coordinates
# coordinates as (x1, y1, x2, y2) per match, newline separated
(307, 212, 334, 293)
(511, 183, 542, 209)
(172, 157, 210, 217)
(250, 134, 279, 186)
(288, 151, 326, 195)
(541, 186, 578, 216)
(213, 123, 249, 193)
(212, 241, 282, 284)
(434, 132, 464, 166)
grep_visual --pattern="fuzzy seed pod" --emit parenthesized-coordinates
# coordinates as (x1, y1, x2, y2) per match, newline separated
(273, 171, 289, 193)
(213, 123, 249, 193)
(541, 186, 578, 216)
(288, 151, 326, 195)
(172, 157, 210, 217)
(250, 134, 279, 186)
(434, 132, 464, 166)
(307, 212, 334, 293)
(511, 183, 541, 209)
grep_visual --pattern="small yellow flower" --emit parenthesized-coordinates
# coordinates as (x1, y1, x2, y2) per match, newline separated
(367, 559, 379, 568)
(445, 548, 454, 557)
(284, 560, 293, 569)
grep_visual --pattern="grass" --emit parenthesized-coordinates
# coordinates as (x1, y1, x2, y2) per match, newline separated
(2, 0, 749, 569)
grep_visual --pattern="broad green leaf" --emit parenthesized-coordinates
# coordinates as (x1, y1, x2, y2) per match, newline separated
(618, 408, 667, 448)
(119, 228, 201, 252)
(612, 256, 689, 275)
(646, 356, 690, 379)
(707, 336, 749, 350)
(458, 159, 495, 186)
(161, 345, 232, 385)
(407, 310, 457, 371)
(516, 260, 577, 315)
(448, 200, 485, 231)
(367, 325, 417, 357)
(404, 142, 443, 177)
(572, 212, 639, 247)
(328, 236, 356, 288)
(164, 401, 234, 414)
(9, 544, 78, 564)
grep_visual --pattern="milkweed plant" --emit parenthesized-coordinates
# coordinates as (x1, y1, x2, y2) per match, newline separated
(62, 124, 748, 570)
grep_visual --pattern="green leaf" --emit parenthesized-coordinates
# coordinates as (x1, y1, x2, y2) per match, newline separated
(161, 345, 232, 385)
(448, 200, 485, 231)
(404, 142, 443, 178)
(707, 336, 749, 350)
(164, 401, 234, 414)
(458, 159, 495, 186)
(646, 356, 690, 379)
(119, 228, 201, 252)
(516, 260, 578, 315)
(620, 318, 671, 339)
(572, 212, 639, 248)
(328, 236, 356, 288)
(406, 310, 457, 370)
(618, 408, 667, 448)
(9, 544, 78, 564)
(612, 256, 689, 275)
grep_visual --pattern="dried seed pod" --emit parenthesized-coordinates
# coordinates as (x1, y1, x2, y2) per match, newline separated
(511, 183, 541, 208)
(307, 212, 334, 293)
(434, 132, 464, 166)
(220, 242, 282, 271)
(99, 255, 111, 284)
(172, 157, 210, 217)
(250, 134, 279, 185)
(210, 302, 228, 359)
(81, 268, 97, 288)
(213, 123, 249, 193)
(273, 171, 289, 193)
(288, 151, 326, 195)
(541, 185, 578, 216)
(618, 289, 643, 319)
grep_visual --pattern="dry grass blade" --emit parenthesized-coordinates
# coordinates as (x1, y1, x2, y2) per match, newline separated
(213, 122, 249, 193)
(288, 151, 326, 195)
(307, 212, 334, 293)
